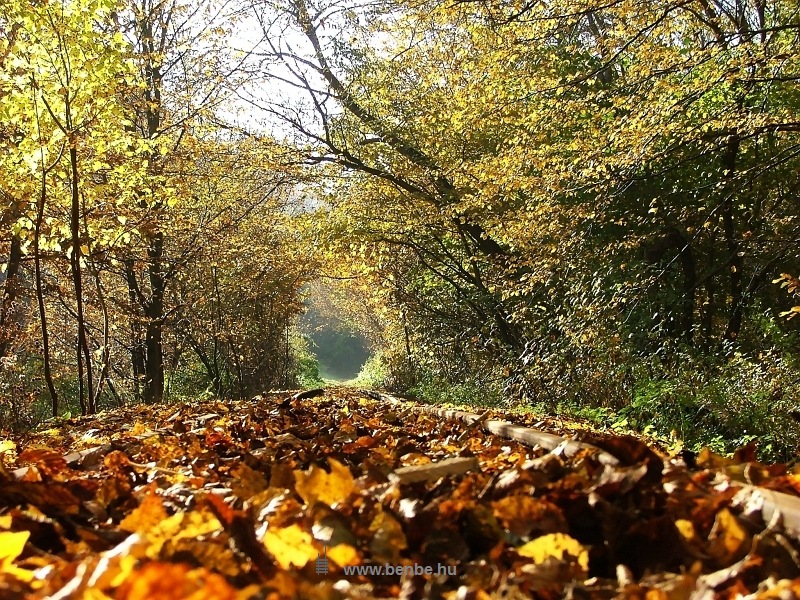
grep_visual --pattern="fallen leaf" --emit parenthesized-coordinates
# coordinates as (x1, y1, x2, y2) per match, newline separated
(327, 543, 359, 567)
(708, 509, 749, 563)
(517, 533, 588, 574)
(119, 492, 168, 534)
(0, 530, 33, 582)
(294, 458, 354, 507)
(115, 562, 237, 600)
(263, 524, 319, 570)
(492, 495, 567, 538)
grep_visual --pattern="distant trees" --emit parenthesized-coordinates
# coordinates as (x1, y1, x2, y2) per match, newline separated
(0, 0, 309, 424)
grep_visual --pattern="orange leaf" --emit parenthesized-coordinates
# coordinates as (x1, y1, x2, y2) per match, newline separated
(119, 492, 168, 534)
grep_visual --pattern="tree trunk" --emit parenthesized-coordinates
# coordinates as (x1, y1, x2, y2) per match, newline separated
(124, 259, 146, 400)
(143, 231, 165, 404)
(68, 142, 95, 413)
(0, 235, 22, 360)
(34, 158, 59, 416)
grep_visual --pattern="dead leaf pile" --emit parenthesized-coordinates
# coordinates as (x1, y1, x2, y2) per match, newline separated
(0, 388, 798, 599)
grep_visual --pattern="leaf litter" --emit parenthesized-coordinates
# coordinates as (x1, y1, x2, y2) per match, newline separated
(0, 388, 798, 599)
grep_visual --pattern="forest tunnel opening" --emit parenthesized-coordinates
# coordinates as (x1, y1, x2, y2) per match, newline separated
(300, 299, 371, 383)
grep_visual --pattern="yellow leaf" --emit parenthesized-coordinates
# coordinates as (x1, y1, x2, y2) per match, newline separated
(0, 530, 34, 582)
(109, 554, 139, 587)
(129, 422, 148, 436)
(0, 531, 28, 564)
(492, 496, 566, 537)
(517, 533, 588, 573)
(675, 519, 696, 541)
(140, 508, 223, 560)
(119, 492, 168, 534)
(708, 509, 748, 562)
(263, 524, 318, 570)
(328, 543, 359, 567)
(294, 458, 354, 507)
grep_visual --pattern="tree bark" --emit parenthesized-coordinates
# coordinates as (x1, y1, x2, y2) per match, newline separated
(135, 3, 167, 404)
(0, 235, 22, 360)
(124, 259, 146, 400)
(32, 89, 61, 415)
(68, 141, 95, 413)
(143, 231, 165, 404)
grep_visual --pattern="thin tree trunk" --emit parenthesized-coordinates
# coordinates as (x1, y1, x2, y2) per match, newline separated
(144, 231, 165, 404)
(91, 268, 111, 408)
(137, 6, 167, 405)
(124, 259, 145, 400)
(0, 235, 22, 360)
(68, 141, 94, 413)
(212, 265, 222, 395)
(32, 87, 60, 415)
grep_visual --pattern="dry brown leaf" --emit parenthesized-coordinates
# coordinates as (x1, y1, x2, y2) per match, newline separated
(115, 562, 238, 600)
(492, 495, 567, 538)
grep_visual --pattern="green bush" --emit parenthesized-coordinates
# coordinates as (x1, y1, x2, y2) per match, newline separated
(353, 351, 390, 388)
(291, 332, 325, 388)
(406, 372, 505, 409)
(553, 349, 800, 462)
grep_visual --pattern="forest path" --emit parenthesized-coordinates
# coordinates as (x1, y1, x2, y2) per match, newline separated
(2, 388, 800, 597)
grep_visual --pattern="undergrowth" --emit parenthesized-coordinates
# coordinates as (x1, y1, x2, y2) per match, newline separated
(373, 346, 800, 464)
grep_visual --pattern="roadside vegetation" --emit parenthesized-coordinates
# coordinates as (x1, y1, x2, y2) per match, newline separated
(2, 0, 800, 461)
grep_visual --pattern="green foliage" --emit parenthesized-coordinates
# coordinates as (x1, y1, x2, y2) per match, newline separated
(291, 332, 326, 389)
(303, 311, 370, 381)
(353, 351, 390, 389)
(542, 349, 800, 463)
(163, 356, 216, 404)
(408, 373, 505, 410)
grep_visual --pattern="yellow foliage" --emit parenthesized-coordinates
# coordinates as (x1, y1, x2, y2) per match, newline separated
(517, 533, 589, 574)
(294, 458, 355, 507)
(263, 524, 319, 570)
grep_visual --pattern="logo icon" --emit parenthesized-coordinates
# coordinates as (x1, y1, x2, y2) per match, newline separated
(315, 546, 329, 575)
